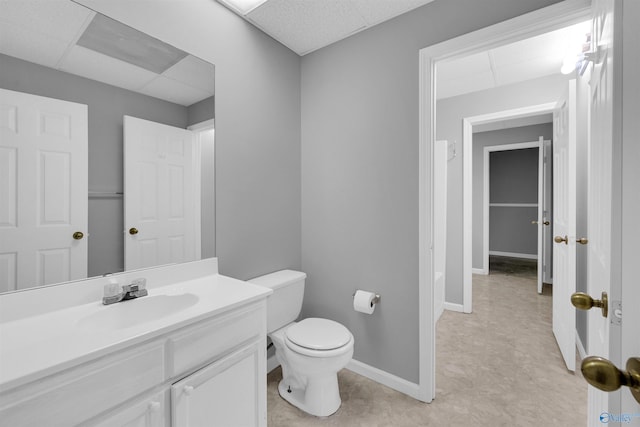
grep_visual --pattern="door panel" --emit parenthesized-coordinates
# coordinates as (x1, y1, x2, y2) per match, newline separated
(552, 80, 577, 372)
(124, 116, 198, 271)
(0, 88, 87, 292)
(586, 0, 615, 423)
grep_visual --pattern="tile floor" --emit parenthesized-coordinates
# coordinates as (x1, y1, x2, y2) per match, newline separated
(267, 260, 587, 426)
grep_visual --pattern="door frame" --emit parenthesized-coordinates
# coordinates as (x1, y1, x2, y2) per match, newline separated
(417, 0, 591, 402)
(482, 140, 543, 284)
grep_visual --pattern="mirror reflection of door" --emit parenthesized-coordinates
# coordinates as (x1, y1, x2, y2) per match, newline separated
(0, 88, 88, 292)
(124, 116, 200, 271)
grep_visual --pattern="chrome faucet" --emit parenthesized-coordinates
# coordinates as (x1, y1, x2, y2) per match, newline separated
(102, 278, 148, 305)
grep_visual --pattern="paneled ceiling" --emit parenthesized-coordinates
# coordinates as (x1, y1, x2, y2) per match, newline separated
(437, 20, 591, 100)
(0, 0, 214, 107)
(218, 0, 435, 55)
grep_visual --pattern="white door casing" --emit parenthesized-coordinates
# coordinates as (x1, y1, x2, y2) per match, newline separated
(434, 140, 447, 322)
(0, 88, 87, 292)
(124, 116, 199, 271)
(552, 79, 577, 372)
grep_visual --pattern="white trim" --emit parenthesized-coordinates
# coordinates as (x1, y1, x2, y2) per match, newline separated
(472, 268, 488, 275)
(489, 251, 538, 260)
(187, 118, 215, 132)
(489, 203, 538, 207)
(576, 330, 587, 362)
(443, 302, 465, 313)
(419, 0, 590, 404)
(346, 359, 421, 398)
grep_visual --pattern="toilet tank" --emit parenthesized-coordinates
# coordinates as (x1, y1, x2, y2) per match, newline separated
(248, 270, 306, 334)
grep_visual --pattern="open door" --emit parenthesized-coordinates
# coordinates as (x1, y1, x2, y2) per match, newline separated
(552, 79, 577, 372)
(542, 139, 553, 285)
(0, 88, 87, 291)
(124, 116, 199, 271)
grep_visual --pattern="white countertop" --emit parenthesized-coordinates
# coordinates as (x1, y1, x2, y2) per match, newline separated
(0, 270, 271, 391)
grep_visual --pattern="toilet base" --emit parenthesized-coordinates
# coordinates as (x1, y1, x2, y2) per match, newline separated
(277, 375, 342, 417)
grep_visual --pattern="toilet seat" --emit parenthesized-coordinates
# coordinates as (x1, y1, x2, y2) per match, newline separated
(284, 318, 353, 358)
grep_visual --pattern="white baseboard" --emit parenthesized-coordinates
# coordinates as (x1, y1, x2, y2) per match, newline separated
(472, 268, 488, 275)
(489, 251, 537, 260)
(346, 359, 421, 399)
(267, 356, 422, 400)
(267, 354, 280, 373)
(444, 302, 464, 313)
(576, 330, 587, 361)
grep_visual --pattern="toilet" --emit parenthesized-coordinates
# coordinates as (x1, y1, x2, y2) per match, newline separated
(248, 270, 354, 417)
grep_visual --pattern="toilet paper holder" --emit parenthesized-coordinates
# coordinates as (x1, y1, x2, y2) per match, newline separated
(352, 292, 381, 305)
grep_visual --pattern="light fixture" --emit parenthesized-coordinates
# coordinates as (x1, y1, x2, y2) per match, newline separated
(218, 0, 268, 15)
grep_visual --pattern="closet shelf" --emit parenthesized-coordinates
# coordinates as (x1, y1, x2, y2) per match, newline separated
(88, 191, 123, 199)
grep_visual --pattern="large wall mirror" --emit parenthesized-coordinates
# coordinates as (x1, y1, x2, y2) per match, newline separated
(0, 0, 215, 293)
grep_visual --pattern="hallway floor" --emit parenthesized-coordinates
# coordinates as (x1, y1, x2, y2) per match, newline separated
(267, 267, 587, 426)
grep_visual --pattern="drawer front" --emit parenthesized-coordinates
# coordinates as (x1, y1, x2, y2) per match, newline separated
(169, 302, 265, 377)
(0, 341, 165, 426)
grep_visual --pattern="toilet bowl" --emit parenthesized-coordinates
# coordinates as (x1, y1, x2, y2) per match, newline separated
(248, 270, 354, 417)
(270, 318, 354, 416)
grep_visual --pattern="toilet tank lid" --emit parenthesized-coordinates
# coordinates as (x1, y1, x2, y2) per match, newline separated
(247, 270, 306, 290)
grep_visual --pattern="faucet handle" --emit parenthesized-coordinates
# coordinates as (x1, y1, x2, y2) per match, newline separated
(129, 278, 148, 297)
(103, 283, 121, 298)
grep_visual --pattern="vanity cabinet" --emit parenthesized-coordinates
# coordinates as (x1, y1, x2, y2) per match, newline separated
(172, 341, 266, 427)
(0, 301, 267, 427)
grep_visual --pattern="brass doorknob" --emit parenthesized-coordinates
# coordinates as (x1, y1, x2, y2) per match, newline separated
(73, 231, 84, 240)
(571, 291, 608, 317)
(554, 235, 568, 244)
(577, 237, 589, 245)
(129, 228, 139, 235)
(581, 356, 640, 404)
(531, 220, 538, 224)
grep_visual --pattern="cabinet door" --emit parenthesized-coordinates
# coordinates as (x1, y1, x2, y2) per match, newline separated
(90, 390, 166, 427)
(172, 341, 266, 427)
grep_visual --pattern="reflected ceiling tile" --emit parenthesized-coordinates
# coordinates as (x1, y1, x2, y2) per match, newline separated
(140, 76, 210, 107)
(0, 21, 70, 68)
(59, 45, 157, 92)
(77, 14, 188, 74)
(163, 56, 215, 95)
(246, 0, 367, 55)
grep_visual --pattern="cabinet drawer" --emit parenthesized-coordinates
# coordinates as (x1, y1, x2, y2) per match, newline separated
(0, 341, 164, 427)
(168, 302, 265, 377)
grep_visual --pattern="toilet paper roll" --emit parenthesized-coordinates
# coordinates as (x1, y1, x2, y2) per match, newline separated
(353, 290, 376, 315)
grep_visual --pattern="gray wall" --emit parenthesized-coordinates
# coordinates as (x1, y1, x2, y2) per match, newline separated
(473, 125, 553, 264)
(489, 147, 539, 256)
(300, 0, 563, 384)
(437, 75, 568, 305)
(79, 0, 302, 280)
(0, 53, 192, 277)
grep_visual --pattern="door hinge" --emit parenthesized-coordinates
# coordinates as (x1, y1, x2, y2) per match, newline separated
(611, 300, 622, 325)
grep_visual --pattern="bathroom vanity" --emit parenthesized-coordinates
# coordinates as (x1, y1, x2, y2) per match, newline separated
(0, 258, 271, 426)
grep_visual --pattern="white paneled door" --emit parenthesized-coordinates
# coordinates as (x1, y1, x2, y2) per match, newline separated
(123, 116, 199, 271)
(552, 79, 577, 372)
(0, 88, 87, 292)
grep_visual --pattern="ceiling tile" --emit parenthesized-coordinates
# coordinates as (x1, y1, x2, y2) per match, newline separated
(0, 21, 70, 68)
(163, 55, 215, 95)
(351, 0, 434, 26)
(140, 76, 210, 107)
(0, 0, 92, 44)
(437, 51, 492, 81)
(59, 45, 157, 92)
(437, 70, 495, 100)
(246, 0, 367, 55)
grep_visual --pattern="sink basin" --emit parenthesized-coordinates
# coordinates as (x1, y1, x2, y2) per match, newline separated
(77, 293, 199, 330)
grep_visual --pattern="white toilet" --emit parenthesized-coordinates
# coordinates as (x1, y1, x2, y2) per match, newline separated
(248, 270, 354, 417)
